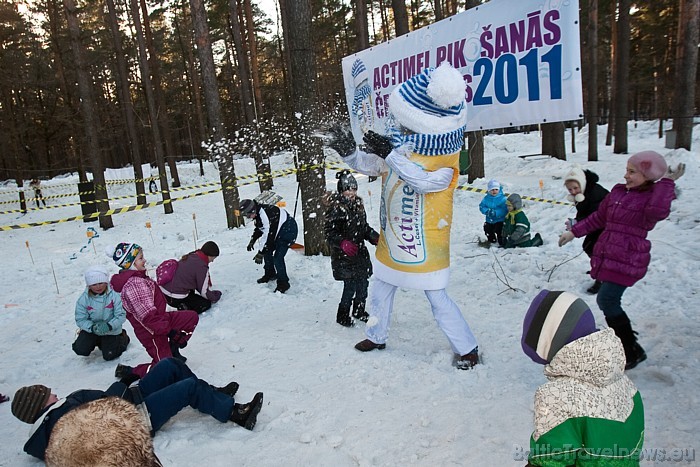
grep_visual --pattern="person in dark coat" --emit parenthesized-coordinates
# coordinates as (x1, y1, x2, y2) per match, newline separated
(11, 358, 264, 461)
(562, 166, 609, 294)
(160, 241, 222, 314)
(324, 170, 380, 327)
(240, 199, 298, 294)
(560, 151, 685, 370)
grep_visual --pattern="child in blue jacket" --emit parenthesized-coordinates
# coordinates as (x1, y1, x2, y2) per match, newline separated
(479, 179, 508, 244)
(72, 265, 129, 361)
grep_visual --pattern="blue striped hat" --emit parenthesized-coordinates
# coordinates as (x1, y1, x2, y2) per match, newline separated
(389, 63, 467, 134)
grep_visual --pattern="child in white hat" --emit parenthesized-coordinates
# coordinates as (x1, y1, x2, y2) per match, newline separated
(479, 179, 507, 244)
(72, 265, 129, 361)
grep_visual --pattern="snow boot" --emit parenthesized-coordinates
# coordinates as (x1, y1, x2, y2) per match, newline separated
(169, 341, 187, 363)
(606, 314, 647, 370)
(336, 304, 353, 327)
(214, 382, 239, 398)
(230, 392, 264, 430)
(257, 272, 277, 284)
(351, 300, 369, 322)
(455, 347, 480, 370)
(114, 364, 134, 379)
(530, 233, 543, 247)
(354, 339, 386, 352)
(274, 280, 290, 293)
(586, 280, 602, 295)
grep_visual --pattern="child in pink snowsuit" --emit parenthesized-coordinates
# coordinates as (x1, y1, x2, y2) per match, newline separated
(109, 243, 198, 378)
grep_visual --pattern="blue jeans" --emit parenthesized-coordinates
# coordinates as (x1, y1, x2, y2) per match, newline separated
(596, 282, 628, 319)
(263, 217, 298, 282)
(139, 358, 234, 432)
(340, 278, 369, 309)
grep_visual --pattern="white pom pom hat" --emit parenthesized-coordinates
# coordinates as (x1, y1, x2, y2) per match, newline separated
(388, 63, 467, 134)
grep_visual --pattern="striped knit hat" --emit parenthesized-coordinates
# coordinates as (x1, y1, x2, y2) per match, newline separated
(112, 243, 142, 269)
(12, 385, 51, 424)
(522, 290, 598, 364)
(389, 63, 467, 135)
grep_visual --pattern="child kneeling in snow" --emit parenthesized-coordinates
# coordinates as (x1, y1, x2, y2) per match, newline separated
(73, 265, 129, 361)
(502, 193, 542, 248)
(522, 290, 644, 466)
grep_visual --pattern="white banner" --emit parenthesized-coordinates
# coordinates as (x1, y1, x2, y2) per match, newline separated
(104, 164, 153, 181)
(342, 0, 582, 139)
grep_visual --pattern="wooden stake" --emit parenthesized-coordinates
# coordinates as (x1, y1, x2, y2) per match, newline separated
(51, 262, 59, 294)
(25, 240, 34, 265)
(192, 213, 198, 243)
(146, 221, 155, 245)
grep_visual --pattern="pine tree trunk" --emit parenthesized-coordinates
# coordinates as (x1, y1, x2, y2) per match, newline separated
(586, 0, 599, 162)
(672, 0, 699, 150)
(541, 122, 566, 160)
(106, 0, 147, 206)
(283, 0, 329, 256)
(140, 0, 181, 188)
(190, 0, 243, 229)
(391, 0, 409, 36)
(613, 0, 630, 154)
(355, 0, 369, 50)
(130, 0, 173, 215)
(63, 0, 113, 229)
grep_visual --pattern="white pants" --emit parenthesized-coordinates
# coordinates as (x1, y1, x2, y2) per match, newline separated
(365, 277, 478, 355)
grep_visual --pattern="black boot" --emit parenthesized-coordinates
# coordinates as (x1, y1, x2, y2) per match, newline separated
(606, 314, 647, 370)
(336, 304, 353, 327)
(230, 392, 264, 430)
(351, 300, 369, 322)
(214, 382, 239, 398)
(587, 280, 602, 294)
(257, 272, 277, 283)
(274, 280, 290, 293)
(169, 341, 187, 363)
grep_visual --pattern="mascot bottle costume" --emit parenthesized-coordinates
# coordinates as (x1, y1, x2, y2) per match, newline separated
(332, 63, 479, 369)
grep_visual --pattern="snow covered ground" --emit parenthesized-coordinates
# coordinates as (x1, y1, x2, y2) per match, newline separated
(0, 121, 697, 466)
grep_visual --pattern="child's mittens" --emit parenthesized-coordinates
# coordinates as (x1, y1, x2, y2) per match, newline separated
(558, 231, 575, 247)
(340, 239, 359, 257)
(91, 321, 111, 335)
(565, 218, 576, 231)
(0, 394, 9, 403)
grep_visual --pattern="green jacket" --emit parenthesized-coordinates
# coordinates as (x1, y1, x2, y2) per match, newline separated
(502, 210, 531, 248)
(528, 329, 644, 466)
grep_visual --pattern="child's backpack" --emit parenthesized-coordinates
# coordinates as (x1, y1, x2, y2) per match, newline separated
(156, 259, 179, 286)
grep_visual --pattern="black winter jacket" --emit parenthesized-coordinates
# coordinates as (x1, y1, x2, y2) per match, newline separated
(324, 193, 379, 281)
(575, 170, 609, 257)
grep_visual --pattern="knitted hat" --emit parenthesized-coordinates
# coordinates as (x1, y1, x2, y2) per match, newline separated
(84, 265, 109, 286)
(200, 241, 220, 257)
(628, 151, 668, 182)
(487, 179, 500, 191)
(12, 385, 51, 424)
(522, 290, 598, 364)
(112, 243, 142, 270)
(563, 166, 586, 202)
(506, 193, 522, 211)
(239, 199, 256, 217)
(389, 63, 467, 134)
(336, 170, 358, 192)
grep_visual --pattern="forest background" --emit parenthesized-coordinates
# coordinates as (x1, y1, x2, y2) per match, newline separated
(0, 0, 697, 253)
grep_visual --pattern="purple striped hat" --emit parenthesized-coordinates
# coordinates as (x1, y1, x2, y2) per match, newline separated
(522, 290, 597, 364)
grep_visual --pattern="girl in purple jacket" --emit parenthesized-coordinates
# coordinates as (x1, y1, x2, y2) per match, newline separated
(559, 151, 685, 370)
